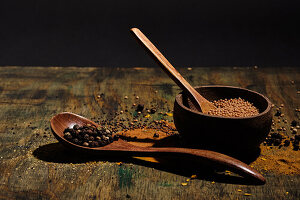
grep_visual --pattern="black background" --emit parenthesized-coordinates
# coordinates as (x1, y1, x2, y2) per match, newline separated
(0, 0, 299, 67)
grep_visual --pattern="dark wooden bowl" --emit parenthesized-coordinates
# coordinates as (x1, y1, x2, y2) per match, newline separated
(173, 85, 272, 153)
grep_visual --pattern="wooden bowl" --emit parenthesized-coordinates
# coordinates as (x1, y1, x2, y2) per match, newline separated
(173, 85, 272, 153)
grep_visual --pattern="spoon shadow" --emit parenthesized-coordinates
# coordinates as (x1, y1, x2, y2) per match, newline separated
(33, 141, 263, 185)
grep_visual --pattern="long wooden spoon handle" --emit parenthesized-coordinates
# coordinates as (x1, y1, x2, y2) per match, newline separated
(130, 28, 213, 113)
(113, 140, 265, 183)
(133, 146, 265, 184)
(161, 148, 265, 183)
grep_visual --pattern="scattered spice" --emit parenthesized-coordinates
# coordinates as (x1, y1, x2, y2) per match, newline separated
(190, 175, 197, 179)
(225, 170, 231, 175)
(57, 91, 300, 178)
(252, 104, 300, 174)
(207, 97, 259, 117)
(292, 128, 297, 134)
(150, 108, 157, 114)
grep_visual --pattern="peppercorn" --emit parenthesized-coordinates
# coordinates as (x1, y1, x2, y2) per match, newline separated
(83, 142, 89, 147)
(292, 128, 298, 134)
(72, 138, 79, 144)
(89, 136, 95, 141)
(153, 133, 159, 138)
(93, 141, 99, 147)
(150, 108, 157, 114)
(83, 134, 89, 140)
(64, 132, 72, 140)
(73, 124, 80, 130)
(63, 123, 115, 148)
(291, 120, 298, 127)
(98, 140, 106, 146)
(274, 110, 281, 116)
(283, 140, 290, 147)
(96, 136, 101, 140)
(113, 135, 119, 141)
(273, 139, 281, 146)
(64, 128, 72, 133)
(136, 104, 144, 112)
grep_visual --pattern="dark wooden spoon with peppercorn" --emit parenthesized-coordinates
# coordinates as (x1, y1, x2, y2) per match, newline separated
(51, 112, 265, 184)
(130, 28, 216, 113)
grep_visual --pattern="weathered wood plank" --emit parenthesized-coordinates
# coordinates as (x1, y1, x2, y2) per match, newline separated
(0, 66, 299, 200)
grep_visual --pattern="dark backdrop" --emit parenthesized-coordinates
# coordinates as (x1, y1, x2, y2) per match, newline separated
(0, 0, 299, 67)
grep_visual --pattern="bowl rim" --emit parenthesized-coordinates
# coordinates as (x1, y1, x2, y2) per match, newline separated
(175, 85, 272, 119)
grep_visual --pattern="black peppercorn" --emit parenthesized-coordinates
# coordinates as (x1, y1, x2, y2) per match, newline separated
(73, 138, 79, 144)
(136, 104, 144, 112)
(73, 124, 80, 130)
(98, 140, 105, 146)
(283, 140, 290, 147)
(64, 132, 72, 140)
(63, 123, 115, 148)
(113, 135, 119, 141)
(64, 128, 72, 133)
(84, 134, 89, 140)
(150, 108, 157, 114)
(89, 136, 95, 141)
(153, 133, 159, 138)
(273, 138, 281, 146)
(291, 120, 298, 127)
(93, 141, 99, 147)
(274, 110, 281, 116)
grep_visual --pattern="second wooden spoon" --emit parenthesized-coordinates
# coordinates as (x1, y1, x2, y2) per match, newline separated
(130, 28, 216, 113)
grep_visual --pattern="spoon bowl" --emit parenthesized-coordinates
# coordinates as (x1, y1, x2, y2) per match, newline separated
(173, 85, 273, 153)
(51, 112, 266, 184)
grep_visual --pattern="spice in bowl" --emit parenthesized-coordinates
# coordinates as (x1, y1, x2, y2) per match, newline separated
(207, 97, 259, 117)
(63, 124, 119, 147)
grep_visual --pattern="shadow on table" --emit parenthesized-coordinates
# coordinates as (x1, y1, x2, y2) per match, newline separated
(33, 136, 262, 186)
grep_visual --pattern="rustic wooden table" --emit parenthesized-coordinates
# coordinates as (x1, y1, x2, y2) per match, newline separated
(0, 66, 299, 200)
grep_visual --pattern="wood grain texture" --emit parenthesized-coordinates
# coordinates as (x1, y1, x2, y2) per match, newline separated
(0, 66, 299, 200)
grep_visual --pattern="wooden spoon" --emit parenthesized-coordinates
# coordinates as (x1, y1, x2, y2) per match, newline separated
(51, 112, 265, 184)
(130, 28, 215, 113)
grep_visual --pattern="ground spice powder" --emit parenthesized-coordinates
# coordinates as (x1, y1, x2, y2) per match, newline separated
(251, 145, 300, 175)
